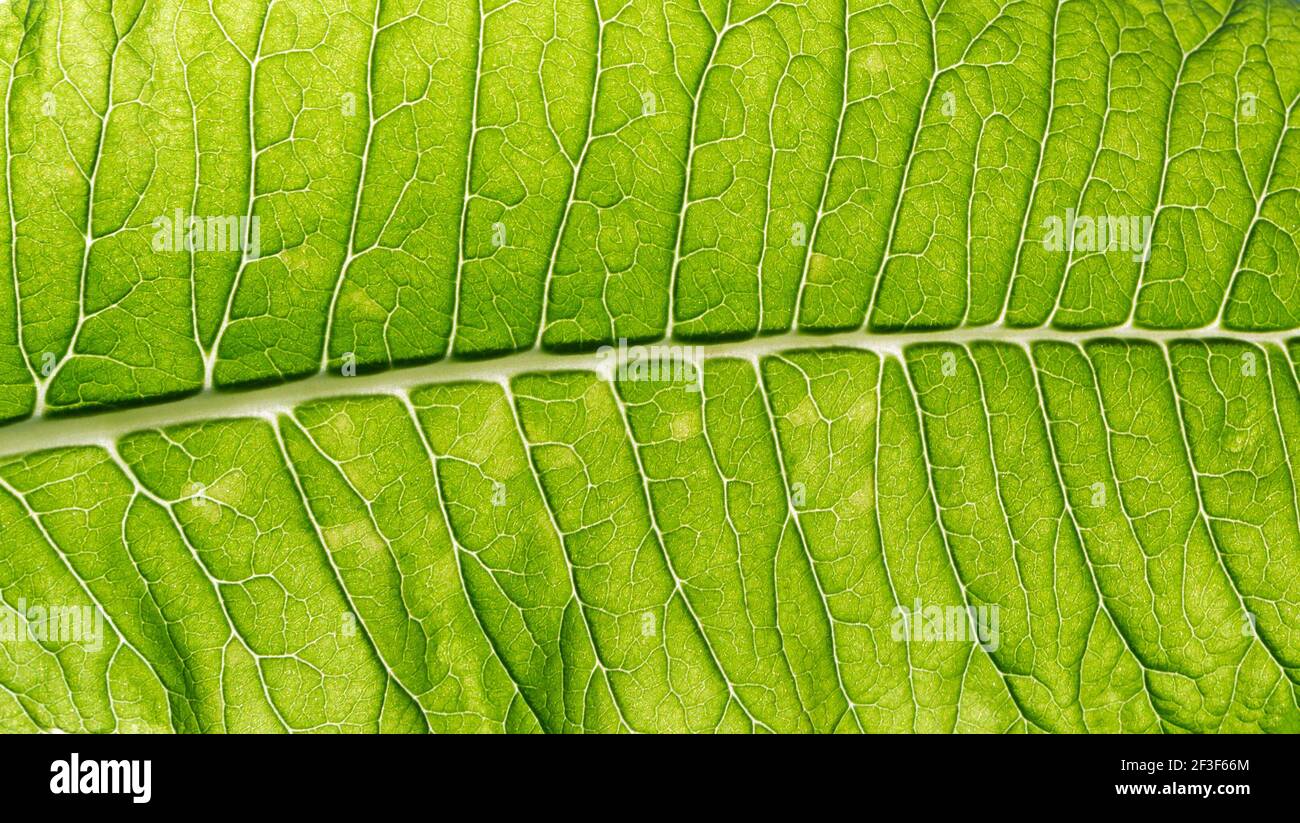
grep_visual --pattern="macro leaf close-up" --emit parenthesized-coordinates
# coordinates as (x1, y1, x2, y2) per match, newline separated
(0, 0, 1298, 737)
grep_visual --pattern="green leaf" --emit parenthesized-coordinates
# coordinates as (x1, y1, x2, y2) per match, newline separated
(0, 0, 1298, 733)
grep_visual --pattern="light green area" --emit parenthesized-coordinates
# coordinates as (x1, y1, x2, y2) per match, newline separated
(0, 1, 1292, 418)
(3, 341, 1299, 732)
(1, 0, 1300, 734)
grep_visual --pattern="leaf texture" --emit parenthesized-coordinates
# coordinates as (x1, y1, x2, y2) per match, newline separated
(0, 0, 1298, 734)
(2, 341, 1299, 732)
(0, 0, 1293, 418)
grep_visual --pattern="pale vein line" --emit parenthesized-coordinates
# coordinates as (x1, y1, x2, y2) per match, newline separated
(0, 472, 180, 732)
(862, 2, 942, 328)
(1028, 343, 1170, 731)
(609, 374, 771, 731)
(103, 442, 293, 733)
(321, 0, 386, 372)
(898, 352, 1045, 732)
(996, 0, 1064, 325)
(753, 353, 862, 732)
(1214, 93, 1300, 326)
(446, 0, 485, 353)
(8, 327, 1300, 459)
(396, 392, 548, 732)
(535, 0, 604, 350)
(1126, 0, 1241, 325)
(1162, 340, 1300, 688)
(272, 414, 434, 733)
(494, 377, 636, 732)
(205, 0, 274, 384)
(870, 357, 919, 732)
(791, 0, 854, 327)
(665, 5, 727, 339)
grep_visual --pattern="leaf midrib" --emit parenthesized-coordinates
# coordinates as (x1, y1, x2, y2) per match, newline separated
(4, 325, 1296, 459)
